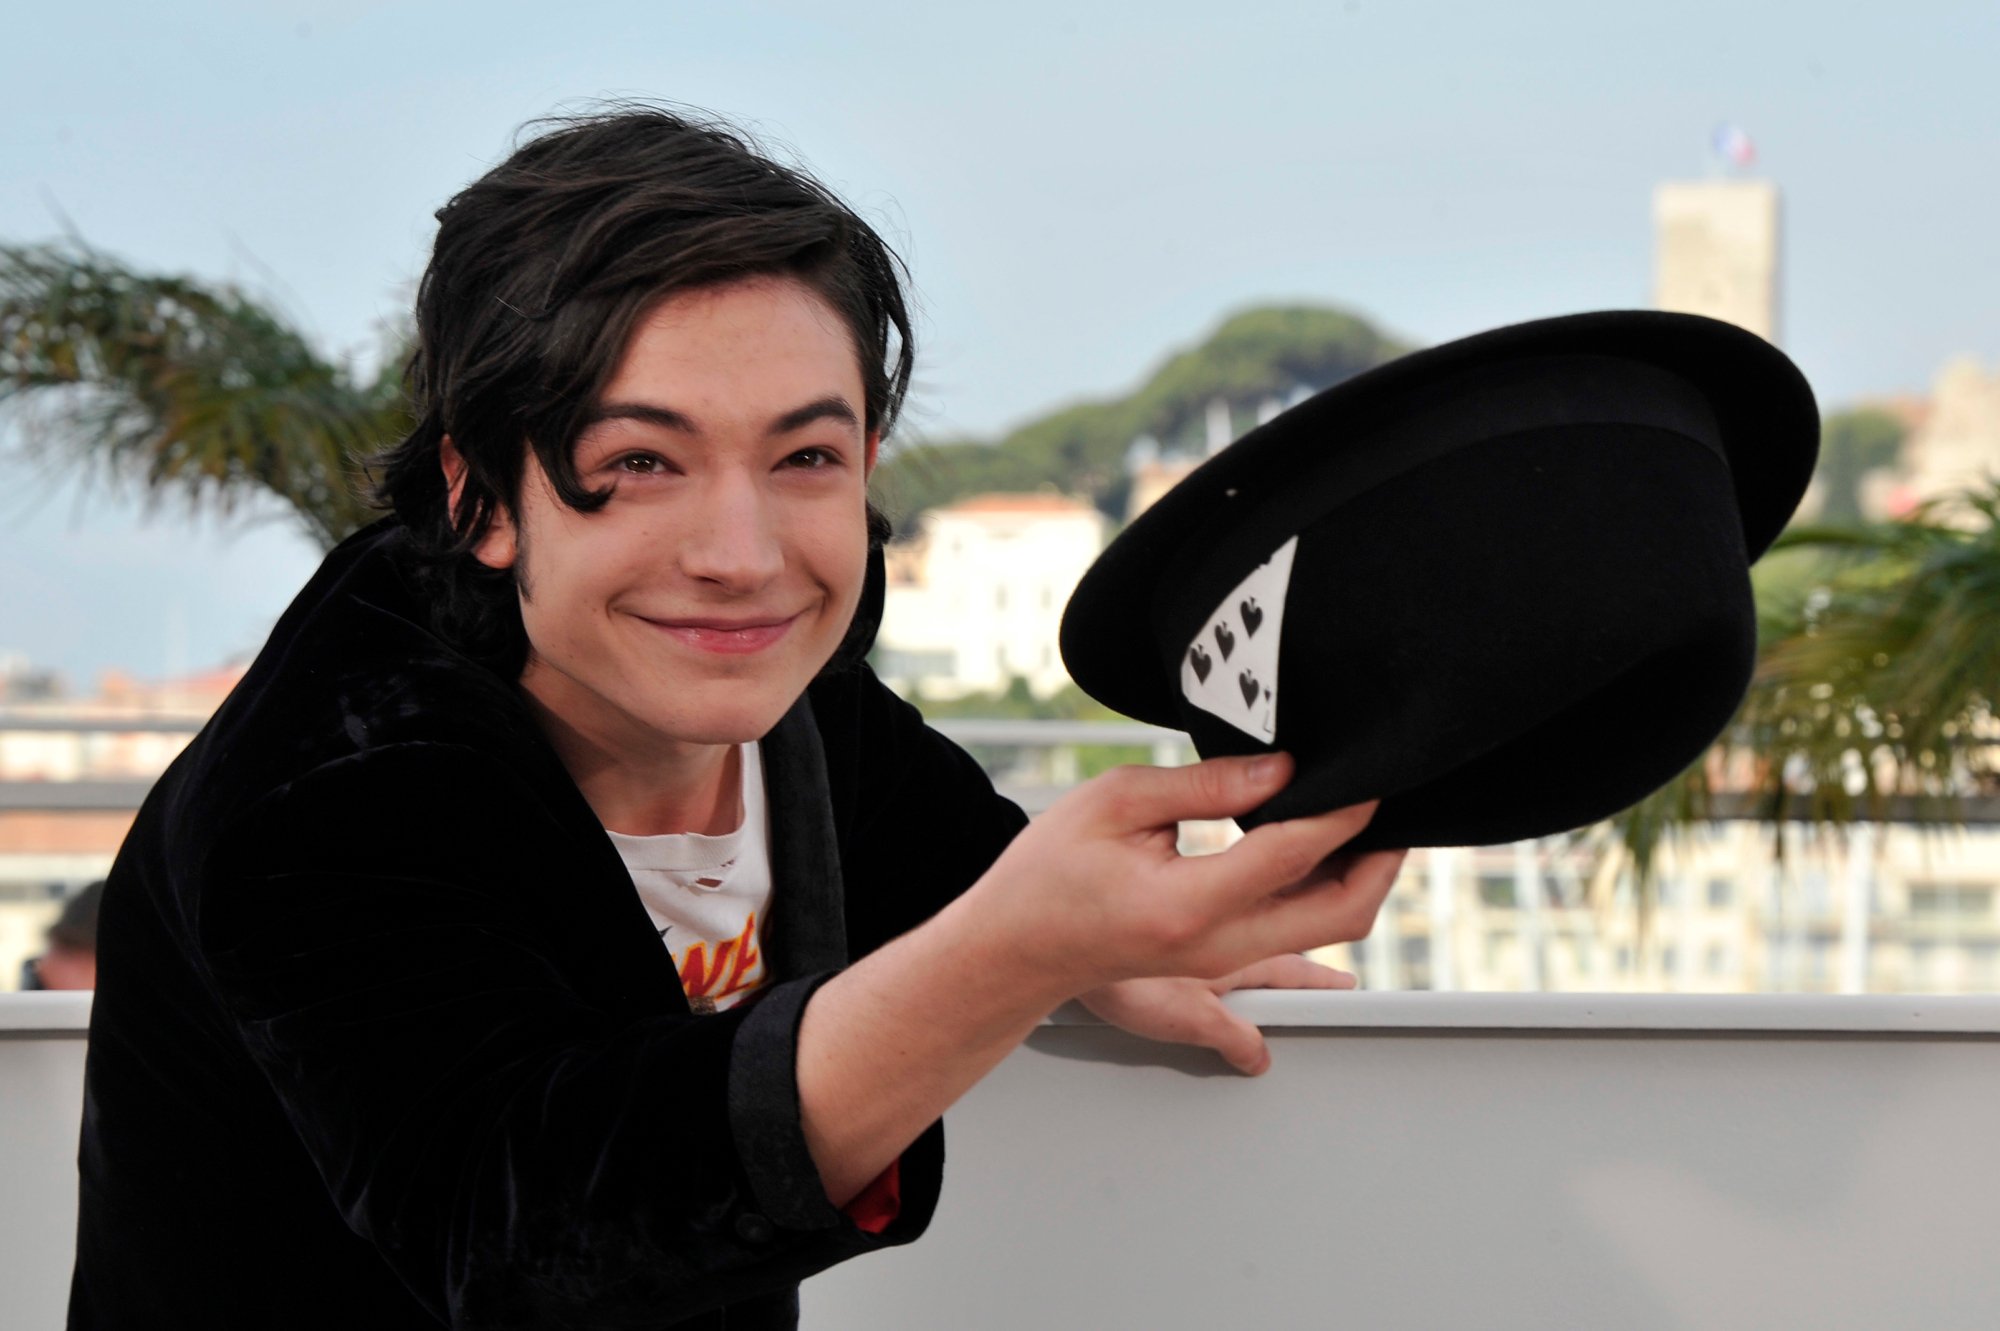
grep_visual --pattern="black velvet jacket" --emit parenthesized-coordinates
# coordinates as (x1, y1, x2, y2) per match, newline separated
(67, 520, 1028, 1329)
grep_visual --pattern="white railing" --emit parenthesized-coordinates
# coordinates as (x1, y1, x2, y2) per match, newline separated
(12, 991, 2000, 1329)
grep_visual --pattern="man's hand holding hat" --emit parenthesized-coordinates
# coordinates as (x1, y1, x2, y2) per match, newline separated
(798, 753, 1403, 1201)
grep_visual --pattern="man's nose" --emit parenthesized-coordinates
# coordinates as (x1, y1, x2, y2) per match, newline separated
(679, 469, 785, 589)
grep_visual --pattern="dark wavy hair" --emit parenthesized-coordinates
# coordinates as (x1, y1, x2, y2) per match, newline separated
(371, 103, 911, 674)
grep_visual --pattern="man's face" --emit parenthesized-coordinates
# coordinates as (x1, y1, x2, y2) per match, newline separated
(473, 275, 877, 755)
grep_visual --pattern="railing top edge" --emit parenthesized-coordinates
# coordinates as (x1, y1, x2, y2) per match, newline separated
(1052, 991, 2000, 1035)
(12, 991, 2000, 1038)
(0, 991, 92, 1034)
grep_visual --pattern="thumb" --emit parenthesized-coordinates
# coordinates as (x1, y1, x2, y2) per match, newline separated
(1093, 752, 1294, 831)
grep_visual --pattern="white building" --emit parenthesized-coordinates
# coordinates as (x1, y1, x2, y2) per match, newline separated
(1316, 818, 2000, 996)
(1890, 355, 2000, 521)
(874, 493, 1109, 699)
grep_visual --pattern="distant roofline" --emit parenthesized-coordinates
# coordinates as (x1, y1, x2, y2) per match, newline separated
(939, 492, 1098, 515)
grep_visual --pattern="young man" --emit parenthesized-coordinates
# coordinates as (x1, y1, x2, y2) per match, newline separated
(69, 106, 1404, 1329)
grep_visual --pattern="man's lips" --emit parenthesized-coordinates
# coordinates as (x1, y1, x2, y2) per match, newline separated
(637, 612, 801, 655)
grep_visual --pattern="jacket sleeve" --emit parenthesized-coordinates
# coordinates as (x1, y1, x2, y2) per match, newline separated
(192, 741, 935, 1330)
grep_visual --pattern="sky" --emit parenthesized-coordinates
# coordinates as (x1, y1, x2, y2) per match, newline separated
(3, 0, 1997, 688)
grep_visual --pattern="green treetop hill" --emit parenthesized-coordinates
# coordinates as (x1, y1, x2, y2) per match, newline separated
(870, 305, 1409, 530)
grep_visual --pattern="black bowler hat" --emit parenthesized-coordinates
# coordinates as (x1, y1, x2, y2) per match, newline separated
(1058, 310, 1819, 851)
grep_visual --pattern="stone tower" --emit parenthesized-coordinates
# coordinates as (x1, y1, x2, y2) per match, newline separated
(1653, 179, 1782, 344)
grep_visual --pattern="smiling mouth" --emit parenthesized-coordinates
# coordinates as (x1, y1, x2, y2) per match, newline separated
(638, 613, 801, 655)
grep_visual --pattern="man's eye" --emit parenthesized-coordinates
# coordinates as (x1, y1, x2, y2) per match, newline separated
(617, 454, 663, 475)
(785, 447, 839, 469)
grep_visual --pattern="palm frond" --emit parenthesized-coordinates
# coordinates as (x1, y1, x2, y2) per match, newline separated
(0, 240, 410, 549)
(1746, 486, 1999, 813)
(1573, 482, 2000, 923)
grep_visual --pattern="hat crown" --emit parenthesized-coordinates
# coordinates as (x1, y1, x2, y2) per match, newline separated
(1059, 310, 1815, 848)
(1218, 424, 1754, 845)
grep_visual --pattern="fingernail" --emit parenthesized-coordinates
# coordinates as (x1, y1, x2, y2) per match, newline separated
(1248, 753, 1286, 783)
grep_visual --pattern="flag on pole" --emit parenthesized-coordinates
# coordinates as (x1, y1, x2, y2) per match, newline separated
(1711, 123, 1756, 167)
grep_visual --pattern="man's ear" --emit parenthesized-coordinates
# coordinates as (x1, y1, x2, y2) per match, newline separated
(439, 435, 518, 570)
(863, 430, 880, 475)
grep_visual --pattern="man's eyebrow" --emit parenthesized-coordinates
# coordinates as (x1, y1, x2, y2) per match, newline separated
(768, 395, 862, 435)
(582, 396, 862, 437)
(583, 402, 697, 433)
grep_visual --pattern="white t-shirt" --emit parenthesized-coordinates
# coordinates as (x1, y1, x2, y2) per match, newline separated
(605, 742, 773, 1013)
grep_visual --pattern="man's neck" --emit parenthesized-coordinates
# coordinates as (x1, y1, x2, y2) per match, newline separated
(517, 661, 744, 838)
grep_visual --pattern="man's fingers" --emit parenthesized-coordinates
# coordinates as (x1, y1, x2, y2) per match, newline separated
(1217, 953, 1357, 992)
(1088, 753, 1296, 831)
(1259, 846, 1408, 957)
(1179, 798, 1381, 905)
(1191, 999, 1272, 1075)
(1347, 847, 1409, 905)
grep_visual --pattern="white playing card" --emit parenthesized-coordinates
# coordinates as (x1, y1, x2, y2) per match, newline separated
(1178, 536, 1297, 741)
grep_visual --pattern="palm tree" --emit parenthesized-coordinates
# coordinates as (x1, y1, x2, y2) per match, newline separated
(1582, 482, 2000, 912)
(0, 240, 404, 550)
(1739, 490, 1999, 820)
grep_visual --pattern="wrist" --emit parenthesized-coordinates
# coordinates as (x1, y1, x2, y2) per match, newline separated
(929, 877, 1089, 1019)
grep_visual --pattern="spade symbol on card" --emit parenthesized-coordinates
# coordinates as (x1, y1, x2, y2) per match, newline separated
(1241, 597, 1264, 636)
(1179, 535, 1297, 743)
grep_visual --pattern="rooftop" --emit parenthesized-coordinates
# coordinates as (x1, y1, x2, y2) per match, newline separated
(941, 492, 1099, 516)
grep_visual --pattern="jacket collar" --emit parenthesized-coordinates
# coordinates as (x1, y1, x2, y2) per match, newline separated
(757, 697, 849, 980)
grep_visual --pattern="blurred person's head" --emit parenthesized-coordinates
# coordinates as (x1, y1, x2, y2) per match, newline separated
(34, 879, 103, 990)
(372, 103, 910, 686)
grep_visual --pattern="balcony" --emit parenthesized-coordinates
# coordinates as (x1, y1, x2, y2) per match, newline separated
(11, 990, 2000, 1328)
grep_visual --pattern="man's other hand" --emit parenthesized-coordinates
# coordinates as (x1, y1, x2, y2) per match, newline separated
(1076, 948, 1377, 1076)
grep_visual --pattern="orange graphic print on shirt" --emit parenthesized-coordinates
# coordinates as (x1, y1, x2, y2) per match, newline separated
(675, 911, 764, 1005)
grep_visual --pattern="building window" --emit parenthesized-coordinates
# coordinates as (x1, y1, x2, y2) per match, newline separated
(1910, 884, 1995, 919)
(1568, 939, 1593, 975)
(1400, 937, 1432, 991)
(1476, 874, 1515, 909)
(1705, 944, 1731, 975)
(874, 648, 956, 678)
(996, 586, 1008, 611)
(1707, 878, 1734, 909)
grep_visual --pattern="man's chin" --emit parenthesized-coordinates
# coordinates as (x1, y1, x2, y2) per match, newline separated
(635, 693, 798, 747)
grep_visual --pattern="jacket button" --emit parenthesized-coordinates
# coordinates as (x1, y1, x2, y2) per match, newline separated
(735, 1212, 775, 1244)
